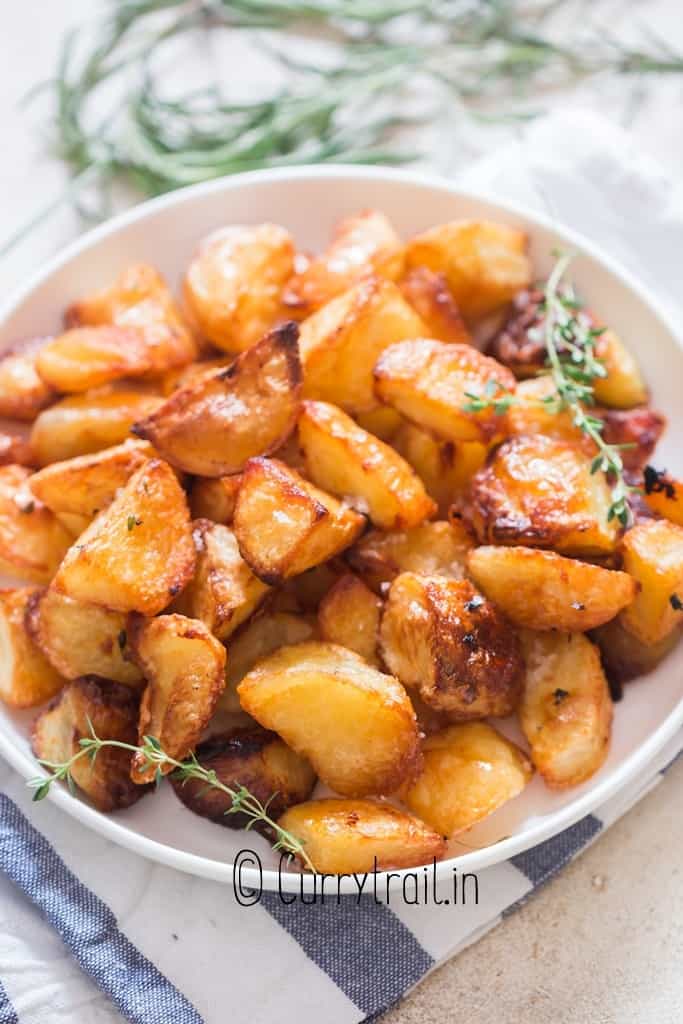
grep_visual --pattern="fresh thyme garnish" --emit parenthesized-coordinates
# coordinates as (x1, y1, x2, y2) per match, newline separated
(28, 724, 317, 872)
(127, 515, 143, 531)
(464, 379, 516, 415)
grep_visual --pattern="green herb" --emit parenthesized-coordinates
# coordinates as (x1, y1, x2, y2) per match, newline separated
(127, 515, 143, 531)
(670, 593, 683, 611)
(28, 722, 316, 872)
(464, 379, 517, 415)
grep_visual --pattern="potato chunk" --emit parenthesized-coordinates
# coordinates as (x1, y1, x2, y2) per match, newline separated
(393, 422, 487, 516)
(298, 400, 435, 529)
(132, 324, 302, 476)
(467, 546, 636, 632)
(35, 326, 155, 392)
(592, 329, 647, 409)
(32, 676, 147, 811)
(0, 465, 73, 584)
(238, 641, 421, 796)
(519, 631, 612, 788)
(405, 219, 531, 324)
(374, 339, 515, 443)
(642, 467, 683, 526)
(318, 573, 382, 665)
(189, 475, 242, 524)
(278, 799, 445, 873)
(129, 613, 226, 783)
(618, 520, 683, 645)
(347, 520, 474, 593)
(380, 573, 523, 718)
(234, 458, 364, 585)
(402, 723, 533, 836)
(52, 459, 195, 615)
(464, 435, 619, 556)
(0, 588, 64, 708)
(299, 277, 426, 414)
(399, 267, 472, 345)
(591, 615, 682, 685)
(183, 223, 295, 352)
(0, 341, 54, 421)
(0, 432, 35, 468)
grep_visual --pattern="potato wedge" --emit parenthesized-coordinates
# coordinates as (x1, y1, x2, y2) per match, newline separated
(183, 223, 295, 352)
(405, 219, 531, 324)
(399, 267, 472, 345)
(238, 641, 421, 796)
(298, 400, 435, 529)
(318, 573, 382, 665)
(52, 459, 195, 615)
(591, 615, 682, 685)
(35, 326, 156, 392)
(0, 465, 73, 584)
(519, 630, 612, 788)
(299, 277, 426, 414)
(354, 406, 403, 442)
(464, 435, 619, 557)
(401, 723, 533, 836)
(171, 727, 315, 826)
(374, 339, 515, 444)
(642, 466, 683, 526)
(380, 573, 523, 718)
(592, 329, 647, 409)
(26, 587, 143, 687)
(32, 676, 146, 811)
(129, 613, 226, 783)
(467, 545, 636, 632)
(132, 323, 302, 476)
(279, 560, 345, 613)
(234, 458, 365, 585)
(0, 588, 64, 708)
(347, 520, 474, 593)
(278, 798, 445, 873)
(393, 422, 488, 516)
(189, 475, 242, 524)
(618, 519, 683, 645)
(0, 341, 55, 421)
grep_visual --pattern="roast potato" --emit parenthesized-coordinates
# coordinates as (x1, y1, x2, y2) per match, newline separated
(347, 519, 474, 593)
(189, 475, 242, 524)
(618, 519, 683, 645)
(0, 465, 73, 584)
(379, 573, 523, 718)
(393, 422, 488, 516)
(35, 326, 155, 392)
(158, 356, 231, 396)
(317, 572, 382, 666)
(278, 559, 345, 613)
(591, 615, 682, 685)
(642, 466, 683, 526)
(238, 641, 421, 796)
(591, 329, 648, 409)
(0, 341, 54, 421)
(0, 588, 64, 708)
(0, 432, 35, 468)
(399, 266, 472, 345)
(354, 406, 403, 442)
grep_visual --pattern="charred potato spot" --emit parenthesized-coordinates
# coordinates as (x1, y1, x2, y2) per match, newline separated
(399, 267, 473, 346)
(0, 588, 64, 708)
(642, 467, 683, 526)
(347, 520, 474, 593)
(317, 573, 382, 666)
(0, 341, 55, 422)
(618, 519, 683, 645)
(393, 421, 488, 517)
(0, 465, 73, 584)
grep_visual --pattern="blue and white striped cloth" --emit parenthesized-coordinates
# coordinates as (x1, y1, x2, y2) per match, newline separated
(2, 109, 682, 1024)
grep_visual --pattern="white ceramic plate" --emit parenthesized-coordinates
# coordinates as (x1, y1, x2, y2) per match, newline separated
(0, 166, 681, 894)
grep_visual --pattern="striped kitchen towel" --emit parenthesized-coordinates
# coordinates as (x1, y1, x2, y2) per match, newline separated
(1, 108, 682, 1024)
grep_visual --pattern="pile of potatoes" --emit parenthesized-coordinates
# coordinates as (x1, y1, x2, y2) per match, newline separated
(0, 209, 681, 875)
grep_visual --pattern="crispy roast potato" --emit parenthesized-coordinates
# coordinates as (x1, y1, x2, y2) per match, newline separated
(52, 459, 195, 615)
(374, 339, 515, 444)
(642, 466, 683, 526)
(401, 723, 533, 836)
(354, 406, 403, 442)
(234, 457, 364, 585)
(189, 475, 242, 524)
(298, 400, 435, 529)
(592, 615, 682, 685)
(0, 341, 55, 421)
(618, 519, 683, 645)
(347, 520, 474, 593)
(519, 630, 612, 788)
(278, 798, 445, 873)
(0, 466, 73, 583)
(35, 326, 155, 393)
(405, 219, 531, 324)
(591, 329, 647, 409)
(183, 223, 295, 352)
(399, 267, 472, 345)
(158, 356, 231, 396)
(318, 573, 382, 666)
(467, 545, 636, 632)
(0, 432, 35, 468)
(171, 726, 315, 826)
(299, 277, 426, 414)
(379, 573, 523, 718)
(32, 676, 146, 811)
(132, 323, 302, 476)
(174, 520, 269, 641)
(278, 559, 345, 613)
(0, 588, 64, 708)
(393, 422, 488, 516)
(129, 613, 226, 783)
(464, 435, 619, 556)
(238, 641, 421, 796)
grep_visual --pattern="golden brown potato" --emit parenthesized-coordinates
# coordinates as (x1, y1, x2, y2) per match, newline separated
(189, 475, 242, 524)
(401, 723, 533, 836)
(374, 339, 515, 444)
(299, 277, 426, 414)
(31, 676, 147, 811)
(26, 587, 143, 687)
(238, 641, 421, 797)
(35, 326, 155, 393)
(399, 266, 472, 345)
(467, 545, 636, 632)
(158, 356, 231, 396)
(592, 329, 647, 409)
(347, 520, 474, 593)
(519, 630, 612, 788)
(0, 432, 36, 468)
(595, 408, 665, 472)
(234, 458, 365, 585)
(0, 465, 73, 584)
(618, 519, 683, 645)
(393, 421, 488, 516)
(318, 573, 382, 665)
(0, 341, 55, 421)
(405, 219, 531, 324)
(0, 588, 64, 708)
(52, 459, 195, 615)
(132, 323, 302, 477)
(591, 615, 682, 685)
(464, 435, 619, 557)
(278, 798, 445, 873)
(129, 613, 226, 783)
(380, 573, 523, 718)
(171, 727, 315, 826)
(278, 560, 345, 613)
(183, 223, 295, 352)
(354, 406, 403, 442)
(642, 466, 683, 526)
(298, 400, 435, 529)
(285, 210, 403, 314)
(174, 520, 269, 641)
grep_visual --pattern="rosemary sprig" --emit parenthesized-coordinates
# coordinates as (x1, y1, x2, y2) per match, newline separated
(28, 725, 317, 873)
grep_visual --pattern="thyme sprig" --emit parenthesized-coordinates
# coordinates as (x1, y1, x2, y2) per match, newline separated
(28, 724, 317, 873)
